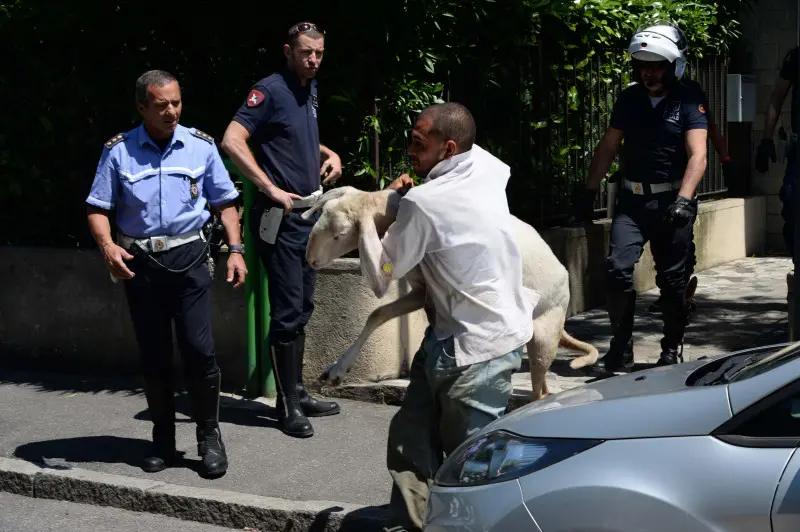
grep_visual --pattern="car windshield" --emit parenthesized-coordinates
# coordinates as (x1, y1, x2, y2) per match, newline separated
(688, 342, 800, 386)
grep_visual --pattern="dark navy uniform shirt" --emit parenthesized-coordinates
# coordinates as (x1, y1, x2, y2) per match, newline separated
(610, 81, 709, 184)
(779, 46, 798, 133)
(232, 69, 321, 197)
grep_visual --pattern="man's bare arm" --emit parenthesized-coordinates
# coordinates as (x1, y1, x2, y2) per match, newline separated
(586, 127, 624, 189)
(221, 121, 302, 212)
(763, 78, 792, 140)
(87, 205, 135, 279)
(211, 201, 242, 247)
(678, 129, 708, 199)
(221, 122, 276, 194)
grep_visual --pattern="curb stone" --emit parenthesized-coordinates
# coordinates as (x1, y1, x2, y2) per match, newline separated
(0, 457, 386, 532)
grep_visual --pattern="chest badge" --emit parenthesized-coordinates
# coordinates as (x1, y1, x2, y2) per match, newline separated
(190, 180, 199, 200)
(664, 101, 681, 124)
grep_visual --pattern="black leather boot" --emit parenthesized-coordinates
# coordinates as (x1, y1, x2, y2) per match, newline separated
(595, 290, 636, 372)
(272, 340, 314, 438)
(657, 288, 691, 367)
(188, 371, 228, 477)
(141, 377, 177, 473)
(295, 331, 340, 417)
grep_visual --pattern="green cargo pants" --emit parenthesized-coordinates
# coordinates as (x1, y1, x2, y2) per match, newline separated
(384, 326, 523, 531)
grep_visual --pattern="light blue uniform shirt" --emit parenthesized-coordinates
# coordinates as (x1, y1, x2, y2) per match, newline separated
(86, 123, 239, 238)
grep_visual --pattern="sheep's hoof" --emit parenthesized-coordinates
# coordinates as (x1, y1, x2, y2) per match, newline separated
(319, 365, 347, 387)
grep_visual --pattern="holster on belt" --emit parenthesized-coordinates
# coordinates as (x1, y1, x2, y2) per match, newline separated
(259, 206, 284, 245)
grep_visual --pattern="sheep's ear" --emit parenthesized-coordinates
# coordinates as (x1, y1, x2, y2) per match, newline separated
(301, 186, 359, 220)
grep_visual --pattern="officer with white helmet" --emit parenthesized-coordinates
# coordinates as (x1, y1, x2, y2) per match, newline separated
(578, 22, 709, 370)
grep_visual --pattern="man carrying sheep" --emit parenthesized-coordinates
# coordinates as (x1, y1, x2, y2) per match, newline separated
(362, 102, 536, 532)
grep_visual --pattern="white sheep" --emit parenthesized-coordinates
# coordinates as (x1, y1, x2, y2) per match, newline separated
(301, 186, 598, 402)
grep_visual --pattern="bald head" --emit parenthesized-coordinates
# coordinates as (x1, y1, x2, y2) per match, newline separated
(417, 102, 476, 154)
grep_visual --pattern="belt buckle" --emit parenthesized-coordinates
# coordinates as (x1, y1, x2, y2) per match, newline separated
(633, 183, 643, 195)
(149, 236, 167, 252)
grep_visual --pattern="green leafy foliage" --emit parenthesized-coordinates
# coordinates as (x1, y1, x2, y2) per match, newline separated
(0, 0, 752, 245)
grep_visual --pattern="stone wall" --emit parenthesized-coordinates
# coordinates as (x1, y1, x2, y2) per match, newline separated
(0, 196, 766, 391)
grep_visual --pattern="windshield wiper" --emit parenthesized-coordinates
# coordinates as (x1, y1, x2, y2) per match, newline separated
(726, 341, 800, 382)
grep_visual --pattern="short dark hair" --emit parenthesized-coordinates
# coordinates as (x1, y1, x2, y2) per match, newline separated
(135, 70, 178, 105)
(417, 102, 476, 152)
(286, 21, 325, 47)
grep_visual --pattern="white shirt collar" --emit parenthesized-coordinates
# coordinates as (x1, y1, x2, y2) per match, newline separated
(424, 147, 474, 183)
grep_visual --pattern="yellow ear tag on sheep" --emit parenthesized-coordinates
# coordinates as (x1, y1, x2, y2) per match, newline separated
(382, 262, 393, 275)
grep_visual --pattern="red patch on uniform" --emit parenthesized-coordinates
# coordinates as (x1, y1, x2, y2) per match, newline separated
(246, 90, 265, 107)
(698, 104, 706, 114)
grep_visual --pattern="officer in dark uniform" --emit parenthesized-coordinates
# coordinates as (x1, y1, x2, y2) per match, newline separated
(578, 23, 709, 370)
(757, 45, 798, 258)
(221, 21, 342, 438)
(86, 70, 247, 477)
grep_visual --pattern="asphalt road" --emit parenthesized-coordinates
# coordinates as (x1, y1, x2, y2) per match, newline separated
(0, 369, 397, 507)
(0, 492, 242, 531)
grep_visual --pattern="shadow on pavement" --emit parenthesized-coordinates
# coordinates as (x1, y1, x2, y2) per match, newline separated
(15, 435, 165, 469)
(0, 367, 143, 397)
(132, 393, 284, 431)
(12, 435, 240, 479)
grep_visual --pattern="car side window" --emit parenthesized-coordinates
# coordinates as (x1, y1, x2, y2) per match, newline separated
(733, 393, 800, 439)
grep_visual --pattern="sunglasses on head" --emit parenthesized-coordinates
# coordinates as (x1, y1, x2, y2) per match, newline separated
(288, 22, 324, 37)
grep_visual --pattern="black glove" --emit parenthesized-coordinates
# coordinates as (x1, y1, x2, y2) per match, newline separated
(665, 196, 697, 228)
(755, 138, 776, 173)
(572, 187, 598, 223)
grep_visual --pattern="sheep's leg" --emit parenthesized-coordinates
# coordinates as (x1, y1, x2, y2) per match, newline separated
(320, 287, 426, 386)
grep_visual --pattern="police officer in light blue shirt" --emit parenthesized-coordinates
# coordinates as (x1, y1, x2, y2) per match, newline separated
(86, 70, 247, 479)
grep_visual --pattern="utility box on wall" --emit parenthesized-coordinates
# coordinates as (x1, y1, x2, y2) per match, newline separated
(726, 74, 757, 123)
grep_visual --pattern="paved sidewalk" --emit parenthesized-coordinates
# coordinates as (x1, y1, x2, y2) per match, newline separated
(0, 257, 791, 531)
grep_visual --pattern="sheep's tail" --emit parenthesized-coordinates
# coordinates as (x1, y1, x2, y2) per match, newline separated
(562, 330, 599, 369)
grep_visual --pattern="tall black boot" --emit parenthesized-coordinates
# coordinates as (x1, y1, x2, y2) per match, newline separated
(272, 340, 314, 438)
(657, 289, 691, 367)
(141, 377, 177, 473)
(188, 371, 228, 477)
(295, 331, 341, 417)
(595, 290, 636, 372)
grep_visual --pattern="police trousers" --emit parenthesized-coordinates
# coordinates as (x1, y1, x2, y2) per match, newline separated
(123, 239, 219, 380)
(779, 142, 798, 258)
(249, 196, 318, 346)
(385, 327, 522, 531)
(606, 188, 696, 297)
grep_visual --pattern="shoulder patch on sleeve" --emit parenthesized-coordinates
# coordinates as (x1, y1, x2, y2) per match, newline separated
(246, 89, 266, 107)
(190, 129, 214, 144)
(104, 133, 125, 149)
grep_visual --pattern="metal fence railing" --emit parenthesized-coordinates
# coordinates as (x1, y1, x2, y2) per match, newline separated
(535, 54, 730, 223)
(686, 56, 729, 198)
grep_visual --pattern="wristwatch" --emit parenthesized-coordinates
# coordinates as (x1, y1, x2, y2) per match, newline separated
(228, 244, 245, 256)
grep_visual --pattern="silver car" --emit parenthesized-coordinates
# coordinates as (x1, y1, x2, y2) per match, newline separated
(424, 342, 800, 532)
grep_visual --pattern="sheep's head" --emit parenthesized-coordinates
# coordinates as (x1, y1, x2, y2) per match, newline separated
(302, 186, 364, 269)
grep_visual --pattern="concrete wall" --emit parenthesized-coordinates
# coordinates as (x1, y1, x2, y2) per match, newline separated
(737, 0, 799, 253)
(543, 196, 767, 315)
(0, 196, 766, 391)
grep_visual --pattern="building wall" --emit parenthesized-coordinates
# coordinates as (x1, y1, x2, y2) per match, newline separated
(738, 0, 799, 253)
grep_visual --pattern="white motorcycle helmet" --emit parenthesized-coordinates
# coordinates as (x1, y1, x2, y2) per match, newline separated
(628, 22, 688, 82)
